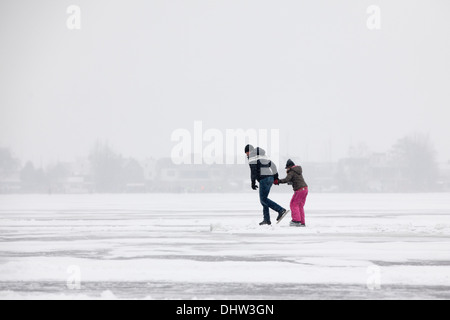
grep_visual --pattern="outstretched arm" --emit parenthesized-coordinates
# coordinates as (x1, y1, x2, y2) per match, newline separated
(279, 171, 293, 184)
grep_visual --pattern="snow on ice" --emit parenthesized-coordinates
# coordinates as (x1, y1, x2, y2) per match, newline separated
(0, 193, 450, 299)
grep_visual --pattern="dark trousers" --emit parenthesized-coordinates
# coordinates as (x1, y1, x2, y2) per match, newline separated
(259, 176, 284, 222)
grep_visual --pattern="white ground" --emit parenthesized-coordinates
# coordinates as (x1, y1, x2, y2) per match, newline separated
(1, 193, 450, 300)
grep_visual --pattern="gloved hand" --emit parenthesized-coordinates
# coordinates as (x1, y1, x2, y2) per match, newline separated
(252, 182, 258, 190)
(274, 179, 279, 185)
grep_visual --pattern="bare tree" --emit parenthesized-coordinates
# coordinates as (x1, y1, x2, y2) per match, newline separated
(47, 162, 70, 193)
(0, 148, 19, 178)
(89, 142, 124, 193)
(389, 134, 438, 192)
(20, 161, 46, 193)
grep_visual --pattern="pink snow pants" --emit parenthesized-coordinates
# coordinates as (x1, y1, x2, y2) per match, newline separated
(290, 188, 308, 224)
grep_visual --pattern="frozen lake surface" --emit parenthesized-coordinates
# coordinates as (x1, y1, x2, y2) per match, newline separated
(1, 193, 450, 300)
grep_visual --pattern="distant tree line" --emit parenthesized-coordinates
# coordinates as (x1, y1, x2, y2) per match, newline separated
(0, 134, 447, 193)
(89, 142, 145, 193)
(0, 143, 146, 193)
(337, 134, 440, 192)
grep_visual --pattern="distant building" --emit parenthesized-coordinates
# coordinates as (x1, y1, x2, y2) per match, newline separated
(336, 153, 401, 192)
(63, 159, 93, 193)
(64, 176, 93, 194)
(0, 172, 21, 193)
(438, 161, 450, 191)
(155, 158, 247, 193)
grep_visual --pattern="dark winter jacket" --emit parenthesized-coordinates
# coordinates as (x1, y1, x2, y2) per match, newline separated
(248, 147, 278, 184)
(279, 166, 308, 191)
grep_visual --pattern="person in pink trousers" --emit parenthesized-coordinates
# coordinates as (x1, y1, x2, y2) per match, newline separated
(276, 159, 308, 227)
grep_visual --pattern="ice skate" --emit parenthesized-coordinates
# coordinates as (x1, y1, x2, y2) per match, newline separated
(290, 221, 306, 227)
(276, 209, 290, 224)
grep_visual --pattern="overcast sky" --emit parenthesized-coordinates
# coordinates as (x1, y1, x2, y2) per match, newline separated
(1, 0, 449, 165)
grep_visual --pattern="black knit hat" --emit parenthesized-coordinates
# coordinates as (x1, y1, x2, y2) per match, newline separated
(244, 144, 254, 153)
(285, 159, 295, 169)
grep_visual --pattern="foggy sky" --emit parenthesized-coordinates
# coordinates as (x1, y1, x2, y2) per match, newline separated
(1, 0, 449, 165)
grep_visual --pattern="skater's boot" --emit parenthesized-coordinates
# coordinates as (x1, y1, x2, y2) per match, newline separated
(259, 220, 272, 226)
(290, 220, 306, 227)
(276, 209, 290, 224)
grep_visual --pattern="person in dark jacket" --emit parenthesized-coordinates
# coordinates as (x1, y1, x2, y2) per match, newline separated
(245, 145, 288, 226)
(277, 159, 308, 227)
